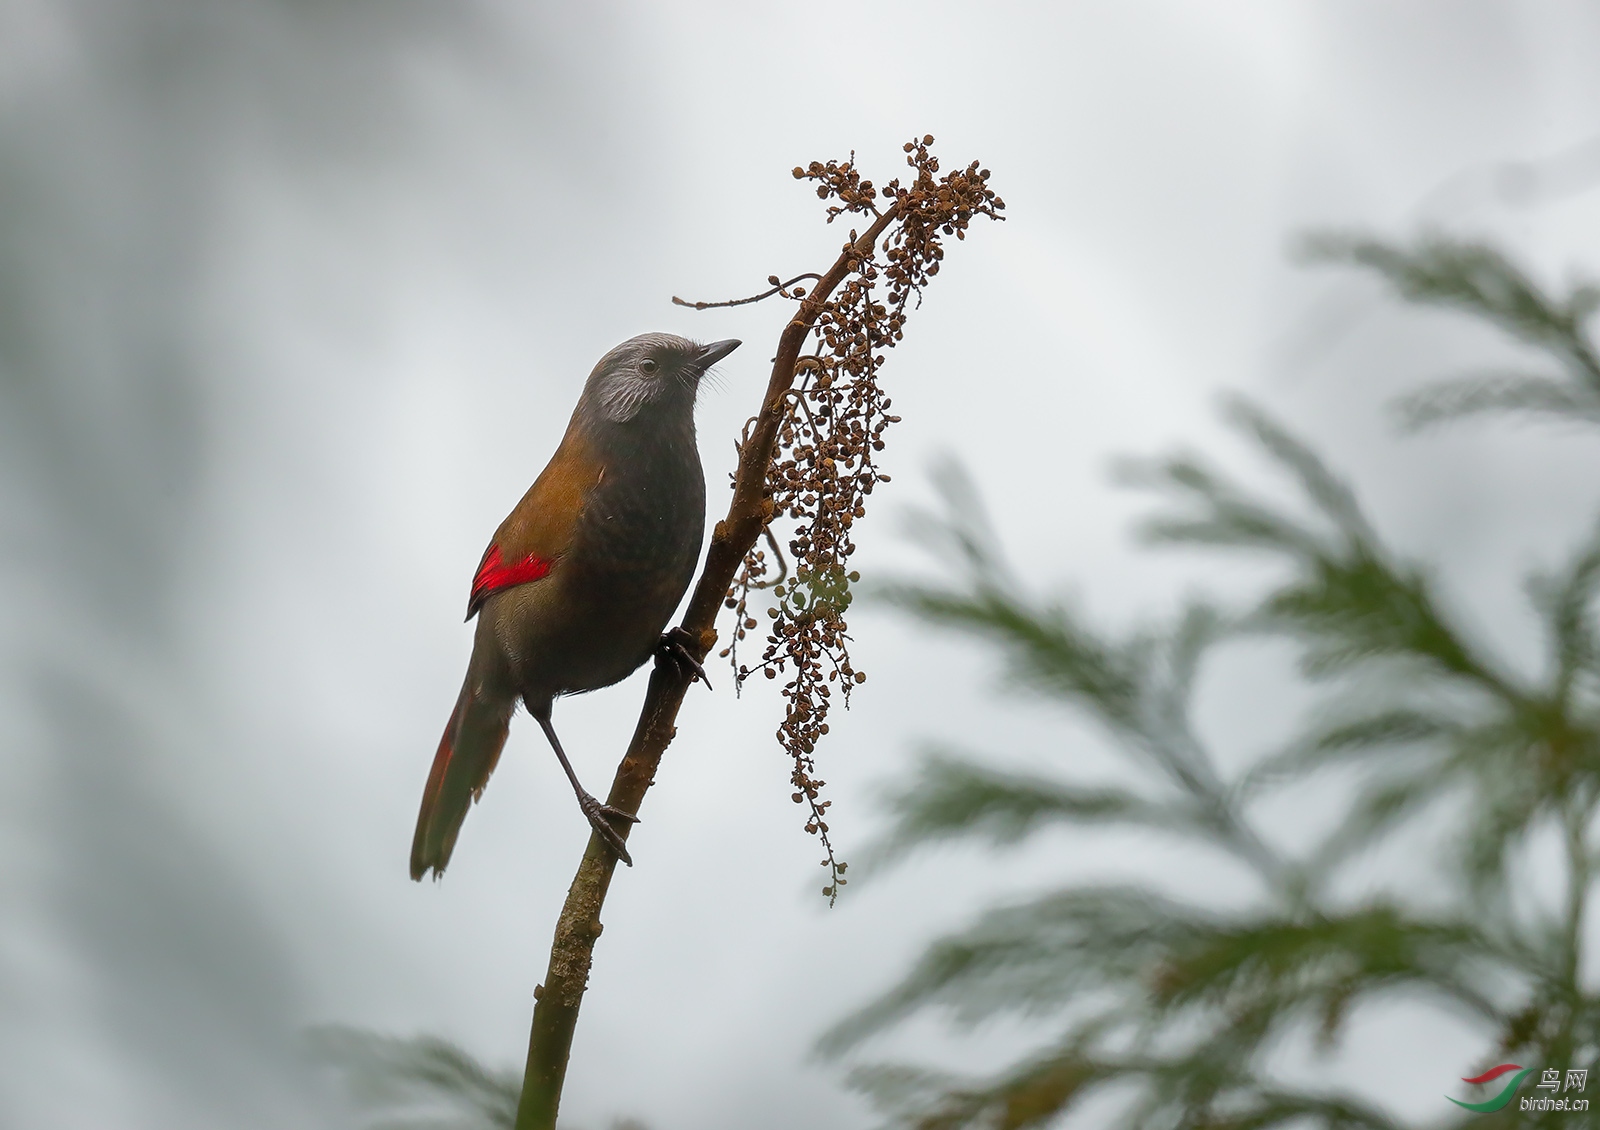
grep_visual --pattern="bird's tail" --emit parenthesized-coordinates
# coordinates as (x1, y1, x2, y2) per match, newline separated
(410, 678, 514, 881)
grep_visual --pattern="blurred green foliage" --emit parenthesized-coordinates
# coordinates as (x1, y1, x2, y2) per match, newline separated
(312, 1025, 649, 1130)
(312, 1025, 521, 1129)
(820, 237, 1600, 1129)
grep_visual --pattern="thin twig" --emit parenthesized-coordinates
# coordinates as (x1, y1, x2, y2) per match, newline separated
(753, 525, 789, 589)
(671, 273, 822, 309)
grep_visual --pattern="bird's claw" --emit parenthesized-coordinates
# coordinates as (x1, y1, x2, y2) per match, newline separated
(657, 627, 713, 691)
(577, 791, 638, 866)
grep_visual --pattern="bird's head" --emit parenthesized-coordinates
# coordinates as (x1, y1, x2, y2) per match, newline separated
(581, 333, 741, 425)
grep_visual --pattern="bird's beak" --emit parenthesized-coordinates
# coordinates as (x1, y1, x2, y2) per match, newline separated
(695, 339, 741, 369)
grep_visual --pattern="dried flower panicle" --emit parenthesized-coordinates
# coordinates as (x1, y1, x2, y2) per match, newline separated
(713, 137, 1003, 902)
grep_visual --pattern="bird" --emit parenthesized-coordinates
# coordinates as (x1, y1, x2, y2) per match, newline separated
(410, 333, 740, 880)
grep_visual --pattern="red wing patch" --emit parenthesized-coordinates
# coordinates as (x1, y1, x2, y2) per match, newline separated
(466, 544, 553, 620)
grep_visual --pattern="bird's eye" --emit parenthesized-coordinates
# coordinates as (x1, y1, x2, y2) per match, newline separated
(640, 358, 659, 374)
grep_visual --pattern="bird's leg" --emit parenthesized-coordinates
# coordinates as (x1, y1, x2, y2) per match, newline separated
(529, 701, 638, 867)
(657, 625, 712, 690)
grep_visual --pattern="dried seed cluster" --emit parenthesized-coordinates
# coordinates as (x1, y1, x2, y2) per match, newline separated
(718, 137, 1004, 902)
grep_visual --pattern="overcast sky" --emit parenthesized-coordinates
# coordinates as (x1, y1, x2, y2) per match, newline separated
(3, 2, 1600, 1128)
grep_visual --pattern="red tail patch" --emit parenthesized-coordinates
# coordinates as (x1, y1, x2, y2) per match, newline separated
(467, 544, 552, 618)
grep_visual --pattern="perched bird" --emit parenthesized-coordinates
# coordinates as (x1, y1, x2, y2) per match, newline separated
(410, 333, 740, 880)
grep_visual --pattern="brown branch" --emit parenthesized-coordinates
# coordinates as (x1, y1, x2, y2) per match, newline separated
(512, 202, 902, 1130)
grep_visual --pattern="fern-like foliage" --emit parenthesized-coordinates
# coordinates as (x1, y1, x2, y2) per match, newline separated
(1303, 233, 1600, 429)
(310, 1026, 521, 1130)
(310, 1026, 651, 1130)
(823, 237, 1600, 1129)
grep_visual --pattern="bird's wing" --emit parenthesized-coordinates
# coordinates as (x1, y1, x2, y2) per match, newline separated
(466, 428, 603, 620)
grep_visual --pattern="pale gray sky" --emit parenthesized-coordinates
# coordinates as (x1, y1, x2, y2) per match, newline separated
(3, 2, 1600, 1127)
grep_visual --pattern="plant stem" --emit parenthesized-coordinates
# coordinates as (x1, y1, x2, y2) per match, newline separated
(512, 204, 901, 1130)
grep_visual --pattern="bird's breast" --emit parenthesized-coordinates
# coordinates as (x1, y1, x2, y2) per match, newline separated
(526, 428, 704, 695)
(578, 432, 705, 572)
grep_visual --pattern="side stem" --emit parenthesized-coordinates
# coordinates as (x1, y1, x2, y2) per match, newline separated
(513, 204, 901, 1130)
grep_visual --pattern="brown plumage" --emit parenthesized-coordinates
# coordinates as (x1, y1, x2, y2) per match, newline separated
(410, 333, 739, 880)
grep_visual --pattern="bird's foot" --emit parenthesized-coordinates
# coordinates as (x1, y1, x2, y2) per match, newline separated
(578, 791, 639, 867)
(657, 626, 713, 690)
